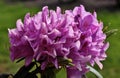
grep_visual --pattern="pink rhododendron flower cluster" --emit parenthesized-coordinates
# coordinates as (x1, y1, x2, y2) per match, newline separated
(8, 5, 109, 78)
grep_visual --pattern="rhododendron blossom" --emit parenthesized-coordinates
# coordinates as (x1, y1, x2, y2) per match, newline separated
(8, 5, 109, 78)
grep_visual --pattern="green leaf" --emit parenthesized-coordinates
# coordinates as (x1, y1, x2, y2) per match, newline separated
(41, 67, 56, 78)
(14, 62, 35, 78)
(87, 66, 103, 78)
(25, 72, 38, 78)
(16, 57, 25, 63)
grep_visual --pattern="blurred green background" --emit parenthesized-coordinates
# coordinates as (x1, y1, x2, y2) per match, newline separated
(0, 0, 120, 78)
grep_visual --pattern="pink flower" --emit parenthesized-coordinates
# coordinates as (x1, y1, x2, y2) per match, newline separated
(8, 5, 109, 78)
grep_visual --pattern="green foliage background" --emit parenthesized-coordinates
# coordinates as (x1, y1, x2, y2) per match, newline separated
(0, 0, 120, 78)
